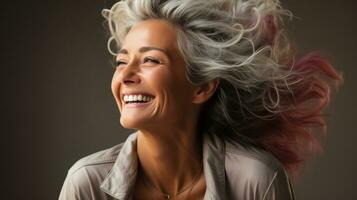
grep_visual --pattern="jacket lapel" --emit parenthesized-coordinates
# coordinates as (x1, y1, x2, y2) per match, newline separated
(100, 131, 226, 200)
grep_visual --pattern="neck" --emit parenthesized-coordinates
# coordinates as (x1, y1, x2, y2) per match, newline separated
(136, 126, 203, 196)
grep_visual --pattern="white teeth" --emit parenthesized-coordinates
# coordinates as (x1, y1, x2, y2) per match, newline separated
(123, 94, 154, 103)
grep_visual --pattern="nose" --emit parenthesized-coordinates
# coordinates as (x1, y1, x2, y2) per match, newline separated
(118, 60, 141, 85)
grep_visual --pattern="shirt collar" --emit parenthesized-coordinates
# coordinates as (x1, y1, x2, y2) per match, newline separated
(100, 131, 226, 200)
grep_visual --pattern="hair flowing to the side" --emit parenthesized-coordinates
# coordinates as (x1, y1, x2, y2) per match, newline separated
(102, 0, 343, 182)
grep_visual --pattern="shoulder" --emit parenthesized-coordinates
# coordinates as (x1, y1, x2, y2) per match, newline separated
(224, 141, 295, 200)
(225, 140, 282, 176)
(59, 143, 125, 200)
(68, 143, 124, 176)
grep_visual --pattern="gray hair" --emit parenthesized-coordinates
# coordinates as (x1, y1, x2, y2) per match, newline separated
(102, 0, 300, 147)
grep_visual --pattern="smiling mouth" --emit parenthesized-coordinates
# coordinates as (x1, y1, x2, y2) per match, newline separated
(123, 94, 155, 105)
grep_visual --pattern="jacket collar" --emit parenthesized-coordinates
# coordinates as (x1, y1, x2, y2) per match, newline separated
(100, 131, 226, 200)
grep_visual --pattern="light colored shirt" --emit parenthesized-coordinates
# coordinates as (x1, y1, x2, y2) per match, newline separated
(59, 131, 296, 200)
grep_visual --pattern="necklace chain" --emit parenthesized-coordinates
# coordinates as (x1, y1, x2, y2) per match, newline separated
(140, 165, 203, 199)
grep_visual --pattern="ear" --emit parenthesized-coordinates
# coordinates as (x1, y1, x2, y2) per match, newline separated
(192, 79, 220, 104)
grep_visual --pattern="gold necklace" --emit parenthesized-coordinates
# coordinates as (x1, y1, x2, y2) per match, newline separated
(140, 165, 203, 199)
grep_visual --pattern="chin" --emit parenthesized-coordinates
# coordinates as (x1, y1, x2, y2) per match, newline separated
(120, 116, 147, 130)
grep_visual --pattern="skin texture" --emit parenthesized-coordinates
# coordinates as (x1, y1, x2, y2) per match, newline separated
(111, 19, 219, 199)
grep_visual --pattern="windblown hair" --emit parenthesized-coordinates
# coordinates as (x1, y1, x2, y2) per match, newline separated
(102, 0, 342, 181)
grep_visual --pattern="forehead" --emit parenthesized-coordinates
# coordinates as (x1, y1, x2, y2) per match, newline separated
(122, 19, 179, 53)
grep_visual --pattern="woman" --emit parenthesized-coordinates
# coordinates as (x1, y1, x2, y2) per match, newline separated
(59, 0, 342, 199)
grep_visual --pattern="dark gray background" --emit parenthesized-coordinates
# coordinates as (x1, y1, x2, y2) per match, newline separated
(4, 0, 356, 199)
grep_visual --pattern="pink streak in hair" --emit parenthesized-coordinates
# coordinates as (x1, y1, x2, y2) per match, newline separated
(258, 52, 342, 183)
(263, 14, 277, 44)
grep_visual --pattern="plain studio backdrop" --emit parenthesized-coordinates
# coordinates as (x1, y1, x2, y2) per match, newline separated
(3, 0, 356, 199)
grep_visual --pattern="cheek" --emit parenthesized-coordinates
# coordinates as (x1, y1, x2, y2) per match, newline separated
(111, 78, 118, 95)
(149, 68, 176, 97)
(151, 69, 192, 110)
(111, 72, 121, 106)
(146, 69, 174, 115)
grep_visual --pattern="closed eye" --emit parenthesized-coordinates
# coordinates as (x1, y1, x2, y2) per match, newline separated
(143, 57, 160, 64)
(115, 60, 127, 67)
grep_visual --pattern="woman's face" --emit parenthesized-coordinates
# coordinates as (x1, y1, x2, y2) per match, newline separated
(111, 19, 199, 130)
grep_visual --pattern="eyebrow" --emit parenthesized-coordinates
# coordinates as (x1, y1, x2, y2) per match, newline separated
(118, 46, 170, 57)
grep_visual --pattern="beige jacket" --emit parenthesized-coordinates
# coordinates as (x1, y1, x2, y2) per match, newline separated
(59, 131, 296, 200)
